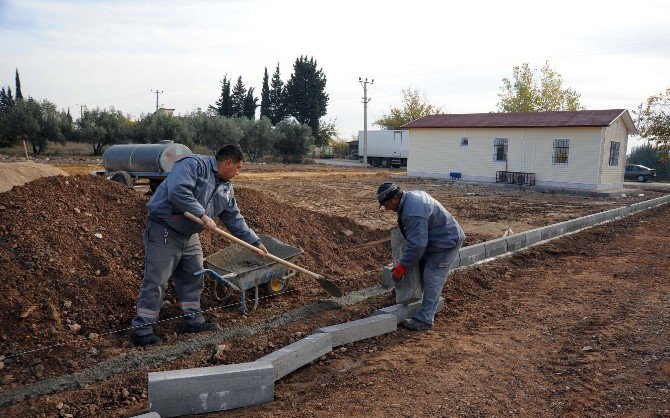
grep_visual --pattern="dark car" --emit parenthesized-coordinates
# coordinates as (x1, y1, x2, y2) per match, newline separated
(625, 164, 656, 182)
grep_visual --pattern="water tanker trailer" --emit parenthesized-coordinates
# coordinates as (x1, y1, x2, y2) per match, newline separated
(97, 141, 192, 191)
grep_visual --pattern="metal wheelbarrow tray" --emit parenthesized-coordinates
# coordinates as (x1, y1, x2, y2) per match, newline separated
(196, 234, 303, 314)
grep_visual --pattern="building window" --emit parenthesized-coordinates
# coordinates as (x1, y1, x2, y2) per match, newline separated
(552, 139, 570, 165)
(460, 137, 469, 147)
(493, 138, 507, 162)
(609, 141, 620, 166)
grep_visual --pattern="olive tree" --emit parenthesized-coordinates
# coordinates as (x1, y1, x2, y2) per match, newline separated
(274, 119, 312, 163)
(0, 98, 69, 154)
(497, 61, 583, 112)
(183, 112, 243, 152)
(375, 88, 442, 129)
(77, 107, 132, 155)
(637, 87, 670, 159)
(134, 112, 190, 146)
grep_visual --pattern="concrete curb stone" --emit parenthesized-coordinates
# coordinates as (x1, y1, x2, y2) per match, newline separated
(525, 228, 542, 246)
(505, 233, 527, 251)
(484, 237, 507, 258)
(259, 333, 332, 381)
(148, 361, 274, 417)
(315, 314, 397, 347)
(458, 243, 486, 266)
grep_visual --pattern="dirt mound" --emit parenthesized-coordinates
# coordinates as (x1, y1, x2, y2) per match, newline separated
(0, 175, 388, 387)
(0, 176, 148, 363)
(0, 161, 69, 192)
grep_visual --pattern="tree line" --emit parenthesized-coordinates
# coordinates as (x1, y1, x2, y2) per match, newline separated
(0, 56, 331, 162)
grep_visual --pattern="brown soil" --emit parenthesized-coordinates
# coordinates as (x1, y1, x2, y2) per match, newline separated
(235, 166, 660, 244)
(0, 164, 667, 417)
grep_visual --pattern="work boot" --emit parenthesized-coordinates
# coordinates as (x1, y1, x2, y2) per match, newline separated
(131, 332, 161, 347)
(181, 321, 218, 334)
(399, 318, 432, 331)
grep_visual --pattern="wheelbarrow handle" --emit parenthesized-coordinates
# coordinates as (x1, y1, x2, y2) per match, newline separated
(184, 211, 325, 282)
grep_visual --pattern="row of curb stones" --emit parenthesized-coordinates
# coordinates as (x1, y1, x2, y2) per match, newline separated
(454, 194, 670, 269)
(138, 195, 670, 417)
(145, 298, 445, 417)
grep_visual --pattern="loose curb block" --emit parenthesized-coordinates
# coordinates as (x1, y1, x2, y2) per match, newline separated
(258, 333, 332, 381)
(381, 264, 394, 289)
(148, 361, 274, 417)
(315, 314, 397, 347)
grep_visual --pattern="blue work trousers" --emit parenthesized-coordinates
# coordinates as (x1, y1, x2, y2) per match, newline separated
(131, 219, 205, 336)
(414, 242, 462, 324)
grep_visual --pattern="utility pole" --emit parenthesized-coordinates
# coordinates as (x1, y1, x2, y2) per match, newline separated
(358, 77, 373, 168)
(151, 89, 164, 112)
(75, 104, 85, 119)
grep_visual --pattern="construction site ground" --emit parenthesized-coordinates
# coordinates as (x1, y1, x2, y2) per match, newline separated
(0, 160, 668, 417)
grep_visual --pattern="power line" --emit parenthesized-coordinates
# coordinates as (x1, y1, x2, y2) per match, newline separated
(377, 37, 670, 79)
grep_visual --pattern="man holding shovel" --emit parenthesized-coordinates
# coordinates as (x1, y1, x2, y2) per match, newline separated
(377, 182, 465, 331)
(130, 144, 267, 346)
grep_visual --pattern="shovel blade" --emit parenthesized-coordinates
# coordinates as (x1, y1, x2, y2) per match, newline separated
(316, 277, 343, 298)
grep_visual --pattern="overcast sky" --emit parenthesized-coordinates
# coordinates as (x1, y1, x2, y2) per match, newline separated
(1, 0, 669, 152)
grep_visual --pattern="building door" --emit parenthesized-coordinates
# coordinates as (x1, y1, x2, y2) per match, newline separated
(393, 131, 402, 157)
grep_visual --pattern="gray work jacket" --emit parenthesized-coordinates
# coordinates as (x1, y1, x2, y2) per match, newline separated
(397, 191, 465, 267)
(146, 154, 260, 245)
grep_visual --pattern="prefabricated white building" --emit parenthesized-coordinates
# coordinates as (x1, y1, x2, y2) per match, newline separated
(402, 109, 637, 191)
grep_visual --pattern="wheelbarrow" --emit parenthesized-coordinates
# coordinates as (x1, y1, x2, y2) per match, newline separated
(194, 234, 303, 314)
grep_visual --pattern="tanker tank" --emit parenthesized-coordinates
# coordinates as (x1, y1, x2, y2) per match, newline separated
(103, 142, 192, 176)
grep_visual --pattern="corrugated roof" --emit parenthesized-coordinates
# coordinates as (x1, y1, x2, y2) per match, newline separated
(402, 109, 628, 129)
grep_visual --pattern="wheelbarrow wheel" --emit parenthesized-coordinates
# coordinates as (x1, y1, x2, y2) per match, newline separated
(265, 277, 289, 295)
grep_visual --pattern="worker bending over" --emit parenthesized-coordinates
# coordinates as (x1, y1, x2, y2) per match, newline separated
(377, 182, 465, 331)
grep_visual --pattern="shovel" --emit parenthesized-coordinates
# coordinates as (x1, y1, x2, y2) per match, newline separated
(184, 211, 343, 298)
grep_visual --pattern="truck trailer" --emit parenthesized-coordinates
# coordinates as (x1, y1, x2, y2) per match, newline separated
(357, 130, 408, 168)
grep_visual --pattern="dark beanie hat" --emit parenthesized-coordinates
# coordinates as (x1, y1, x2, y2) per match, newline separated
(376, 182, 399, 205)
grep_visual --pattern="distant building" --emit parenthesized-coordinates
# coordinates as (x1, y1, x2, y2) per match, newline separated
(154, 108, 175, 116)
(403, 109, 637, 192)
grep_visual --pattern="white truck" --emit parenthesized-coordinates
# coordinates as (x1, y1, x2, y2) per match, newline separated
(358, 130, 409, 168)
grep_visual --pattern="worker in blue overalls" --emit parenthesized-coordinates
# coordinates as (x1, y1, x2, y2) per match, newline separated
(130, 144, 267, 346)
(377, 182, 465, 331)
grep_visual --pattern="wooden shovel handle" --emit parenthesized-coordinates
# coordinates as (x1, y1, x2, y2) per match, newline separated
(183, 211, 323, 280)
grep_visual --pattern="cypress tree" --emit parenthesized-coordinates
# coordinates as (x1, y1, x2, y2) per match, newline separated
(15, 69, 23, 100)
(231, 76, 246, 117)
(243, 88, 258, 119)
(268, 63, 285, 124)
(283, 56, 329, 143)
(210, 76, 234, 117)
(260, 67, 271, 120)
(0, 87, 15, 114)
(0, 88, 7, 114)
